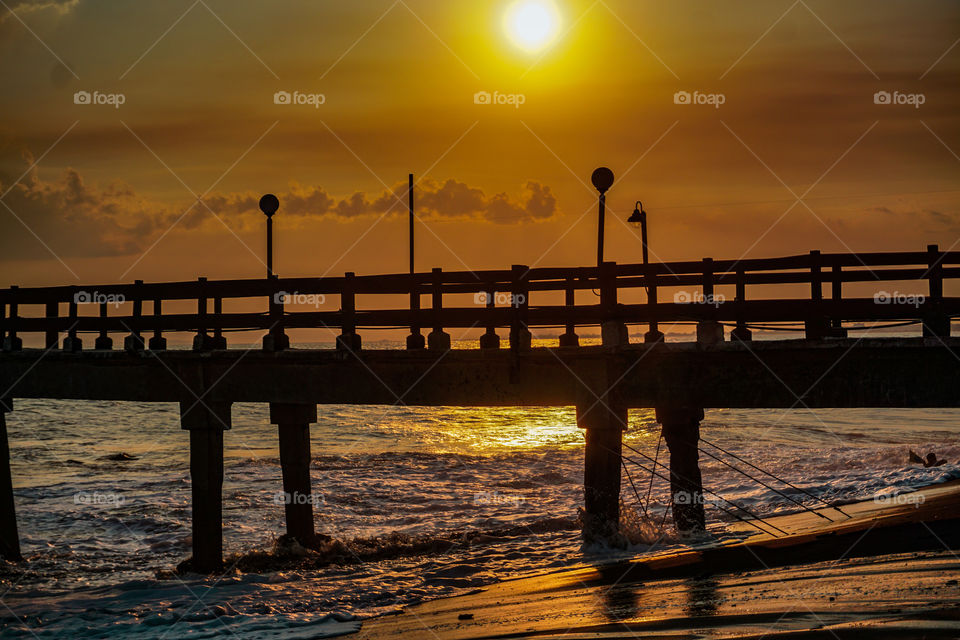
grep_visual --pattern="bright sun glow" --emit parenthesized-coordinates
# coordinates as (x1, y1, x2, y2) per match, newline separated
(505, 0, 560, 53)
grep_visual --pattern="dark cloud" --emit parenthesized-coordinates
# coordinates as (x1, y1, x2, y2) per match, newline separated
(0, 152, 560, 260)
(200, 178, 558, 223)
(0, 150, 175, 258)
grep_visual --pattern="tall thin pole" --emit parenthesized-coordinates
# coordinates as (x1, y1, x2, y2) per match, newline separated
(266, 217, 274, 278)
(596, 192, 606, 268)
(641, 216, 649, 265)
(408, 173, 414, 274)
(407, 173, 422, 346)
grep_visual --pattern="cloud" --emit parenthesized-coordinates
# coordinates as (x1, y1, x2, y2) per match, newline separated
(0, 150, 177, 258)
(0, 0, 79, 23)
(0, 151, 560, 260)
(201, 178, 558, 223)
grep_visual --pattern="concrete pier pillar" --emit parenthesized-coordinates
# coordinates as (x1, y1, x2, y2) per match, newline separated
(480, 285, 501, 349)
(44, 301, 58, 349)
(406, 282, 426, 350)
(558, 279, 579, 347)
(427, 328, 451, 351)
(269, 403, 318, 545)
(3, 288, 23, 352)
(0, 399, 21, 561)
(656, 407, 706, 534)
(479, 328, 500, 349)
(697, 321, 724, 345)
(94, 301, 113, 351)
(406, 329, 426, 350)
(63, 299, 83, 351)
(124, 281, 146, 352)
(577, 402, 626, 540)
(599, 262, 627, 348)
(698, 258, 724, 345)
(180, 401, 231, 573)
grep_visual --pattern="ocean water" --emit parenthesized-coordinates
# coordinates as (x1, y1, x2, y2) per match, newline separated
(2, 339, 960, 638)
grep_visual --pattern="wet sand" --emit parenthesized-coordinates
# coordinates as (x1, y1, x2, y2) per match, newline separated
(357, 482, 960, 638)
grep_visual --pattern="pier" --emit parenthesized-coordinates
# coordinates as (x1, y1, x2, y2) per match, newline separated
(1, 247, 959, 571)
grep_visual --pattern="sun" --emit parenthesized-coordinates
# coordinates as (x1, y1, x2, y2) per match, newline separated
(504, 0, 561, 53)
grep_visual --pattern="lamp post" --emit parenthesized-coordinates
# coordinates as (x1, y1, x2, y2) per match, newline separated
(627, 201, 648, 265)
(591, 167, 614, 268)
(260, 193, 288, 351)
(628, 199, 664, 343)
(259, 193, 279, 278)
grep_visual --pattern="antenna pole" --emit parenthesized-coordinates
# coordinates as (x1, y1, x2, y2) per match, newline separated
(408, 173, 414, 274)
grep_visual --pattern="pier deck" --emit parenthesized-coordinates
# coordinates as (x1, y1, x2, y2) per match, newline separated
(2, 248, 958, 570)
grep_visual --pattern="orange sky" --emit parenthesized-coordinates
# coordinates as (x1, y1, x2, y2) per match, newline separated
(1, 0, 959, 288)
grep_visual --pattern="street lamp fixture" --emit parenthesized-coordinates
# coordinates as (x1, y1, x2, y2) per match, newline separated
(628, 200, 648, 265)
(259, 193, 279, 278)
(591, 167, 615, 267)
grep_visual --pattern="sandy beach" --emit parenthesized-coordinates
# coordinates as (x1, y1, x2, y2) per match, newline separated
(358, 482, 960, 638)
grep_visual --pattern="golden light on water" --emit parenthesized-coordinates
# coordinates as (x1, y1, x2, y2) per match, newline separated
(504, 0, 561, 52)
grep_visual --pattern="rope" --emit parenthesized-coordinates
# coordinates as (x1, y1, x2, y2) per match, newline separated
(698, 446, 834, 522)
(644, 430, 663, 513)
(700, 437, 851, 518)
(619, 442, 789, 536)
(618, 451, 785, 538)
(620, 457, 648, 517)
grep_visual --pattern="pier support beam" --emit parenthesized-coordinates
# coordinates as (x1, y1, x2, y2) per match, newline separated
(0, 398, 21, 561)
(656, 407, 706, 534)
(180, 401, 231, 573)
(577, 402, 626, 541)
(269, 403, 318, 545)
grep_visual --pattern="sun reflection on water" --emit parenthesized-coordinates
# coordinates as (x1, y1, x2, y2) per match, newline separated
(319, 404, 662, 456)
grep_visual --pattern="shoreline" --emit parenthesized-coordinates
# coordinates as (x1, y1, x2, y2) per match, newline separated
(356, 480, 960, 639)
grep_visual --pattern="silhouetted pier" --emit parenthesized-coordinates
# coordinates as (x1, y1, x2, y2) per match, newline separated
(1, 247, 959, 570)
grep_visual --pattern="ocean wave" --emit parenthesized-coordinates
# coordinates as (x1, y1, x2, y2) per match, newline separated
(185, 515, 581, 576)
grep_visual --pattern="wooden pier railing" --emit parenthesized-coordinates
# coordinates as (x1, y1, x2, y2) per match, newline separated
(1, 245, 957, 351)
(2, 245, 960, 571)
